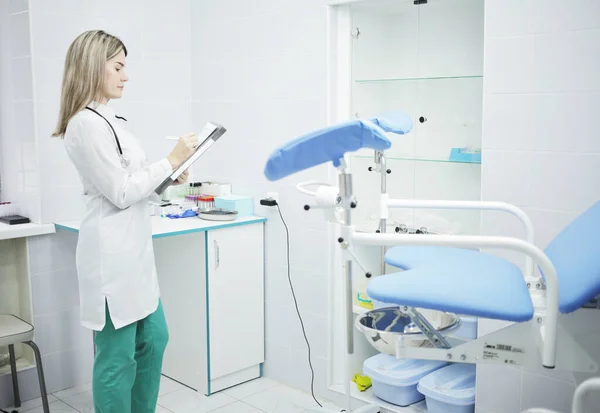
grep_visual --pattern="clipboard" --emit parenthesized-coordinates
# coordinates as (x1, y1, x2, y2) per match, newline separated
(154, 121, 227, 195)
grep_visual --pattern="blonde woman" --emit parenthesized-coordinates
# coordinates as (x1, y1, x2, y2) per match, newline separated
(52, 30, 196, 413)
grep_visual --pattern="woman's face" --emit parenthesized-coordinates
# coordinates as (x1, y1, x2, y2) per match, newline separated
(103, 49, 128, 102)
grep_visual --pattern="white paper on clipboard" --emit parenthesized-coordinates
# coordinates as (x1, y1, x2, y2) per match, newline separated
(154, 121, 227, 195)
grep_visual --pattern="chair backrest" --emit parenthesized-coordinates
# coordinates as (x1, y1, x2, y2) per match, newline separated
(544, 200, 600, 313)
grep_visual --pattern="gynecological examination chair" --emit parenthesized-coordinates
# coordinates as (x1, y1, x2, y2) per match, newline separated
(263, 111, 600, 413)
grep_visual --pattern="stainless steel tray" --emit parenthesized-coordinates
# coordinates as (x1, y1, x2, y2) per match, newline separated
(198, 208, 238, 221)
(356, 306, 461, 355)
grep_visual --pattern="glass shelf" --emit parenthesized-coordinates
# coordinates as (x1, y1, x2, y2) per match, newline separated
(354, 75, 483, 84)
(352, 155, 481, 165)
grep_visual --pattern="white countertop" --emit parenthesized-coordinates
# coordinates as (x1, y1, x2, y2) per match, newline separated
(0, 222, 56, 241)
(55, 215, 266, 238)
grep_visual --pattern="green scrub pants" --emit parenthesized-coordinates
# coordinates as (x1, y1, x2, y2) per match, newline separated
(92, 300, 169, 413)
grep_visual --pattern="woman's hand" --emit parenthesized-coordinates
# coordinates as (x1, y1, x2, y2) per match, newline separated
(167, 132, 197, 170)
(174, 169, 189, 185)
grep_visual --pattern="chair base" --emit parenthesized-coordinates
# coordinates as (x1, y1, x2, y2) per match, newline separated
(8, 345, 20, 408)
(8, 341, 50, 413)
(393, 309, 600, 375)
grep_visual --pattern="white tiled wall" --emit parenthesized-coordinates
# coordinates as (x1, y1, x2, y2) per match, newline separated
(3, 0, 599, 410)
(478, 1, 600, 412)
(0, 1, 45, 406)
(0, 0, 193, 404)
(189, 0, 339, 404)
(0, 0, 40, 222)
(28, 0, 193, 223)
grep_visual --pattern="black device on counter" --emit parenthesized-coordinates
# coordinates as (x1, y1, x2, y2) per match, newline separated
(0, 215, 30, 225)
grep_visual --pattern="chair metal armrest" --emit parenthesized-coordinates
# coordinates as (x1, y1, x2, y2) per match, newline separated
(572, 377, 600, 413)
(383, 198, 536, 279)
(520, 377, 600, 413)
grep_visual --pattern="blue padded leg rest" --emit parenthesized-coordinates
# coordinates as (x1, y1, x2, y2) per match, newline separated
(264, 110, 412, 181)
(369, 249, 534, 322)
(368, 111, 413, 134)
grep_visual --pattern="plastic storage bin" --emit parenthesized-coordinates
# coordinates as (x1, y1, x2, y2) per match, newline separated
(214, 195, 253, 217)
(363, 353, 447, 406)
(417, 363, 476, 413)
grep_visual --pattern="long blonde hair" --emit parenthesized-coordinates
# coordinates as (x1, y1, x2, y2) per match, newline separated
(52, 30, 127, 138)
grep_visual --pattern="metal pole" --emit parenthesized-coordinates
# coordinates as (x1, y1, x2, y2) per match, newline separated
(339, 169, 354, 354)
(338, 164, 354, 412)
(378, 151, 387, 275)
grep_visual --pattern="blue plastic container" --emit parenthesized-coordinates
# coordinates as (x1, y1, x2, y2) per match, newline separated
(363, 353, 447, 406)
(214, 195, 254, 217)
(417, 363, 476, 413)
(449, 147, 481, 163)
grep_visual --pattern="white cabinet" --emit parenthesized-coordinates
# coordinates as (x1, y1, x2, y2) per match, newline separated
(207, 225, 264, 383)
(154, 222, 265, 395)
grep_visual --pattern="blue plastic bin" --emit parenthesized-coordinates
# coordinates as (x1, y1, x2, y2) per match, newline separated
(363, 353, 447, 406)
(449, 148, 481, 163)
(417, 363, 476, 413)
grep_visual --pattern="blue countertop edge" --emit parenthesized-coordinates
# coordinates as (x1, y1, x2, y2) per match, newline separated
(54, 223, 79, 233)
(54, 216, 267, 239)
(152, 217, 267, 239)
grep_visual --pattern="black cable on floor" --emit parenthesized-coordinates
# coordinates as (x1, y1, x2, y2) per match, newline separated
(275, 203, 323, 409)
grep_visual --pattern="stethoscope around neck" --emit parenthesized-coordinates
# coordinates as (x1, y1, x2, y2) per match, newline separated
(85, 106, 130, 168)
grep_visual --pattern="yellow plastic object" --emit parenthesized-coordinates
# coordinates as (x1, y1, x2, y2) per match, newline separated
(352, 374, 372, 392)
(356, 292, 374, 309)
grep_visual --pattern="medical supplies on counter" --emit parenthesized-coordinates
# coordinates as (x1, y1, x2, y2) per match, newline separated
(160, 181, 231, 202)
(197, 195, 215, 210)
(214, 195, 253, 217)
(153, 181, 253, 221)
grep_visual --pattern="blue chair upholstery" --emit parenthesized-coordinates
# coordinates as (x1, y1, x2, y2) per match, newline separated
(263, 110, 412, 181)
(370, 200, 600, 322)
(370, 249, 534, 322)
(544, 200, 600, 313)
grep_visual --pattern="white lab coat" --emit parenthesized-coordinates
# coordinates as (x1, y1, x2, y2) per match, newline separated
(64, 101, 172, 331)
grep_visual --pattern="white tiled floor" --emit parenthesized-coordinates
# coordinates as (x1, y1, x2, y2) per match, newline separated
(3, 376, 342, 413)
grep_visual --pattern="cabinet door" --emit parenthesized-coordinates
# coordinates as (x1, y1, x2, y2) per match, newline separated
(154, 232, 208, 392)
(207, 224, 264, 380)
(350, 1, 419, 81)
(416, 0, 484, 78)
